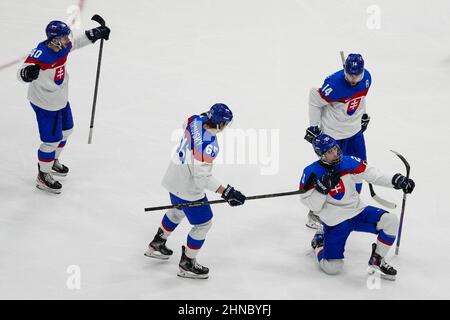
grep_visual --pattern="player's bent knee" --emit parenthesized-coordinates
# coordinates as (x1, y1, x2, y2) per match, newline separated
(166, 208, 185, 224)
(189, 220, 212, 240)
(40, 142, 60, 153)
(62, 128, 74, 140)
(320, 259, 344, 275)
(377, 213, 399, 236)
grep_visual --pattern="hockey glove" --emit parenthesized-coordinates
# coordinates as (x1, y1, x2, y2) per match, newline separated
(20, 64, 40, 82)
(221, 185, 246, 206)
(315, 171, 341, 195)
(361, 113, 370, 133)
(392, 173, 415, 194)
(304, 126, 322, 144)
(85, 26, 111, 43)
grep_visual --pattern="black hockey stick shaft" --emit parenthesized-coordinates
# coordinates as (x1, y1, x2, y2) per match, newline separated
(391, 150, 410, 255)
(88, 14, 106, 144)
(144, 189, 303, 212)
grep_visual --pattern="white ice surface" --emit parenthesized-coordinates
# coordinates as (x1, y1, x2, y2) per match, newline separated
(0, 0, 450, 299)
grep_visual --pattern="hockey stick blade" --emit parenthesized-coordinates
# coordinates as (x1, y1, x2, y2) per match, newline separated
(91, 14, 105, 26)
(340, 51, 346, 66)
(368, 183, 397, 209)
(390, 150, 410, 178)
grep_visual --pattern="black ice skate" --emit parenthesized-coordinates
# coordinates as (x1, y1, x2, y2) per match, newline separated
(177, 245, 209, 279)
(51, 159, 69, 177)
(367, 243, 397, 281)
(144, 227, 173, 260)
(311, 231, 324, 250)
(36, 164, 62, 194)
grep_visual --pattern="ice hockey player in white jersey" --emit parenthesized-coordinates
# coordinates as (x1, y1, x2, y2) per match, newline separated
(145, 103, 246, 279)
(304, 53, 371, 229)
(299, 134, 415, 280)
(18, 20, 110, 193)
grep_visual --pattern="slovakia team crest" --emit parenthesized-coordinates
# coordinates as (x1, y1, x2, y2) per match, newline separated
(54, 66, 65, 85)
(329, 179, 345, 200)
(346, 97, 361, 115)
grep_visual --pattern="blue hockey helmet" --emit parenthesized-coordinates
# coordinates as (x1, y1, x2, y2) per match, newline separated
(46, 20, 71, 40)
(344, 53, 364, 75)
(207, 103, 233, 127)
(312, 134, 342, 165)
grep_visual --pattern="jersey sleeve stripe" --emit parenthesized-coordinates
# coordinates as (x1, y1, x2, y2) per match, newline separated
(341, 162, 366, 176)
(24, 56, 67, 71)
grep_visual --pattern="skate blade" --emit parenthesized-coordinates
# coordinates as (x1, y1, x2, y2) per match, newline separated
(36, 184, 62, 194)
(177, 268, 209, 280)
(144, 249, 170, 260)
(367, 266, 396, 281)
(305, 222, 320, 230)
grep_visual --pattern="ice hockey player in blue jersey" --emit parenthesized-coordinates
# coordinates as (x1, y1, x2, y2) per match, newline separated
(299, 134, 415, 280)
(145, 103, 246, 279)
(18, 20, 110, 193)
(304, 53, 372, 229)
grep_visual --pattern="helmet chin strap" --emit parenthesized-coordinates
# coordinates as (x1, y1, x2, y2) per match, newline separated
(319, 148, 342, 166)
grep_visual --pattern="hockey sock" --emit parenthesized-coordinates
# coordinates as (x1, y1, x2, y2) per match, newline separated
(185, 220, 212, 259)
(54, 129, 73, 159)
(160, 214, 180, 239)
(376, 230, 396, 257)
(185, 235, 205, 259)
(38, 142, 59, 173)
(54, 140, 66, 159)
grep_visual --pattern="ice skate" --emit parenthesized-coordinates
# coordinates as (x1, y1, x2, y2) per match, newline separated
(367, 243, 397, 281)
(144, 227, 173, 260)
(51, 159, 69, 177)
(306, 210, 323, 231)
(36, 164, 62, 194)
(177, 245, 209, 279)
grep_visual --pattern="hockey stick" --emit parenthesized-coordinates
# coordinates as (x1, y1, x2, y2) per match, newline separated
(88, 14, 106, 144)
(145, 189, 303, 212)
(339, 50, 397, 209)
(391, 150, 410, 255)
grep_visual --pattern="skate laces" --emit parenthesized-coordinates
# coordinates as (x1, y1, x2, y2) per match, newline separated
(193, 259, 204, 271)
(380, 259, 394, 271)
(43, 172, 56, 184)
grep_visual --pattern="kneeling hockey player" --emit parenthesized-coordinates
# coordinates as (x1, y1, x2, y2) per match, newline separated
(299, 134, 415, 280)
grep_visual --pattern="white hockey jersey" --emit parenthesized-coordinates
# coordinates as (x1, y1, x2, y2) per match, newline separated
(299, 156, 393, 226)
(162, 114, 223, 201)
(308, 69, 372, 140)
(17, 34, 92, 111)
